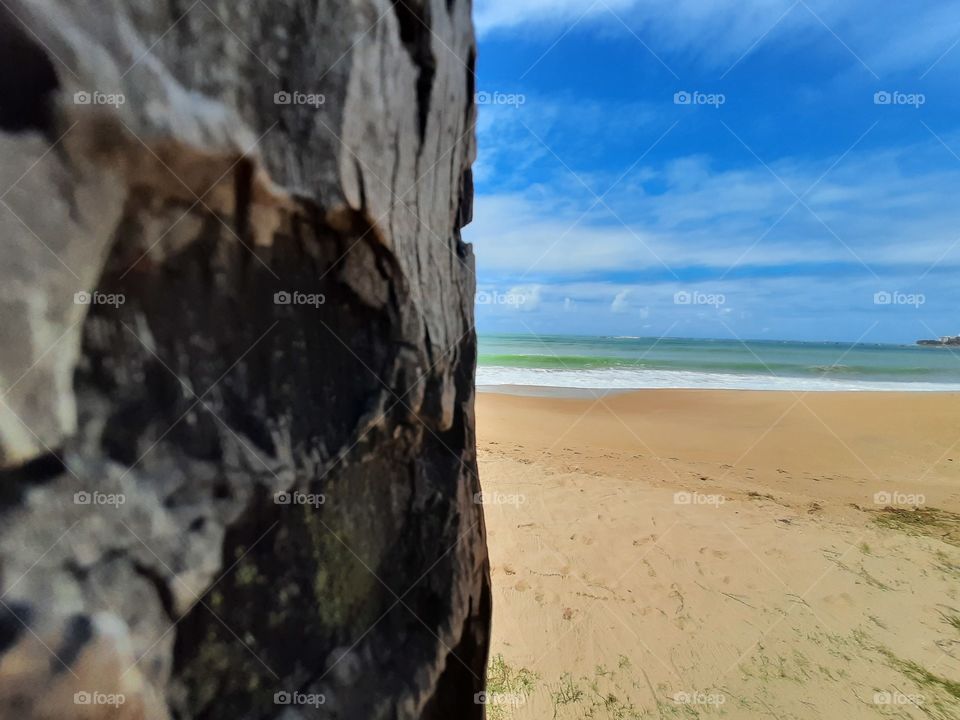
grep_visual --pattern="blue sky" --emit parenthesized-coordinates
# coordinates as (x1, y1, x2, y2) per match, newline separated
(462, 0, 960, 343)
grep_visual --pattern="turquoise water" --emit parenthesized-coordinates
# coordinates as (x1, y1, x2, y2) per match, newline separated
(477, 334, 960, 391)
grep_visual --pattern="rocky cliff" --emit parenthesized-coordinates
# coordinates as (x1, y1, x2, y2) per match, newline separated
(0, 1, 488, 718)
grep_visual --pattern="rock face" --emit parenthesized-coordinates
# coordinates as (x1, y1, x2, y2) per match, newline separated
(917, 335, 960, 346)
(0, 1, 488, 718)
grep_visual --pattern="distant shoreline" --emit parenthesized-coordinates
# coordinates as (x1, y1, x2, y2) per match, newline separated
(477, 334, 960, 392)
(477, 383, 960, 397)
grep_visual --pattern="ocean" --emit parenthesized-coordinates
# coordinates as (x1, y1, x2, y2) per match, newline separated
(477, 334, 960, 392)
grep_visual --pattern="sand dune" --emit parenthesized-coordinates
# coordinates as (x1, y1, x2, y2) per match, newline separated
(478, 390, 960, 719)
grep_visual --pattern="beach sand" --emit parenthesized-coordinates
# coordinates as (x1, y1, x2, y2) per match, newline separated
(477, 390, 960, 719)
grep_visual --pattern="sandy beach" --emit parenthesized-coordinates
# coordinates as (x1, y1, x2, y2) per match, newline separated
(477, 389, 960, 719)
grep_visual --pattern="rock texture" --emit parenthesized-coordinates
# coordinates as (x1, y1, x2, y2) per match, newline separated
(0, 1, 488, 718)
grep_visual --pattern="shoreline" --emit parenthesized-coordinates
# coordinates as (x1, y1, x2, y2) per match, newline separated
(478, 382, 960, 398)
(476, 335, 960, 395)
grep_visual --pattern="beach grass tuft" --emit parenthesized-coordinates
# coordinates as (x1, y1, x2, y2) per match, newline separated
(877, 646, 960, 702)
(486, 654, 537, 720)
(872, 506, 960, 547)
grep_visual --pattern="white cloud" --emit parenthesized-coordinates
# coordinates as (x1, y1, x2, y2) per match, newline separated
(508, 284, 543, 311)
(611, 290, 630, 313)
(464, 136, 960, 279)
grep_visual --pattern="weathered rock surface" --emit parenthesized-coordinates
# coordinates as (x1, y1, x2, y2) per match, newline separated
(0, 0, 488, 718)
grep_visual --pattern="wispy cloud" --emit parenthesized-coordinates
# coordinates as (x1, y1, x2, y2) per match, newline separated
(466, 139, 960, 279)
(475, 0, 960, 76)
